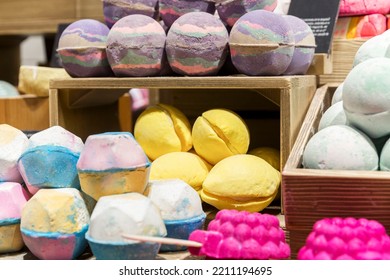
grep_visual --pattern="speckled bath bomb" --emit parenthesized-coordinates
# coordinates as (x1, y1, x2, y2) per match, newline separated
(343, 57, 390, 139)
(159, 0, 216, 28)
(353, 32, 390, 67)
(102, 0, 159, 28)
(229, 10, 294, 76)
(302, 125, 379, 171)
(166, 12, 229, 76)
(57, 19, 113, 77)
(106, 14, 167, 77)
(332, 82, 344, 105)
(283, 15, 316, 75)
(216, 0, 278, 29)
(318, 102, 348, 130)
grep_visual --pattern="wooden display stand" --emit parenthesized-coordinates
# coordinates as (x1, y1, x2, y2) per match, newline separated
(49, 75, 317, 170)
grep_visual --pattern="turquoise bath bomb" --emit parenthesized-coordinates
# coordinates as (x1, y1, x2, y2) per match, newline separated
(353, 31, 390, 67)
(318, 101, 348, 130)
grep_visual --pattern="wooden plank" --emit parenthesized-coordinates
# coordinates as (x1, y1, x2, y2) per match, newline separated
(50, 75, 317, 90)
(307, 53, 333, 76)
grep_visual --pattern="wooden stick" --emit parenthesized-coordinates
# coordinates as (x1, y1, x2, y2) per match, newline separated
(121, 233, 203, 248)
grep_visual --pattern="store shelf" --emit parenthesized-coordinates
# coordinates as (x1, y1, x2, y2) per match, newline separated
(49, 75, 317, 170)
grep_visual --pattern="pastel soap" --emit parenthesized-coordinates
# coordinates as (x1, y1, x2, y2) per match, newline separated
(86, 193, 166, 259)
(0, 182, 30, 253)
(339, 0, 390, 17)
(106, 14, 167, 77)
(18, 126, 84, 195)
(77, 132, 150, 201)
(0, 124, 29, 183)
(57, 19, 113, 77)
(20, 188, 90, 260)
(166, 12, 229, 76)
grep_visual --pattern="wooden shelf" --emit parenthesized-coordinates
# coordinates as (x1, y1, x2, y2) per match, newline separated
(49, 75, 317, 170)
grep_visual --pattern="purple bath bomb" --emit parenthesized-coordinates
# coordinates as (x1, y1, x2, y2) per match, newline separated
(216, 0, 278, 29)
(102, 0, 159, 28)
(57, 19, 113, 77)
(229, 10, 294, 76)
(166, 12, 229, 76)
(283, 15, 316, 75)
(159, 0, 216, 29)
(106, 14, 167, 77)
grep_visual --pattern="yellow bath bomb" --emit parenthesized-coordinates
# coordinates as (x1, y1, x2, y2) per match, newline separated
(192, 108, 250, 165)
(200, 154, 280, 212)
(150, 152, 212, 192)
(134, 103, 192, 161)
(249, 147, 280, 171)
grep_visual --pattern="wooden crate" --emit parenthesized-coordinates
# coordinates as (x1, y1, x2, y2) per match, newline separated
(0, 95, 49, 131)
(319, 38, 367, 85)
(282, 84, 390, 259)
(0, 0, 103, 35)
(49, 75, 317, 170)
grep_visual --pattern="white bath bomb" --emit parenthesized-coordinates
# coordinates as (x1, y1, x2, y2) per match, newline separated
(88, 192, 166, 243)
(0, 124, 29, 183)
(353, 33, 390, 67)
(303, 125, 378, 170)
(145, 179, 204, 220)
(318, 102, 347, 130)
(379, 137, 390, 170)
(331, 83, 344, 105)
(343, 57, 390, 139)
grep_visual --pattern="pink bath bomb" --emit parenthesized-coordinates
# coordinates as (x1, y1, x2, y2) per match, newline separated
(229, 10, 294, 76)
(57, 19, 113, 77)
(339, 0, 390, 17)
(159, 0, 216, 28)
(216, 0, 278, 29)
(283, 15, 316, 75)
(0, 182, 30, 253)
(189, 209, 290, 259)
(298, 217, 390, 260)
(166, 12, 229, 76)
(106, 14, 168, 77)
(102, 0, 159, 28)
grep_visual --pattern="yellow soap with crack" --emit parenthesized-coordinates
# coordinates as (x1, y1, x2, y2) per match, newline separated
(192, 108, 250, 165)
(200, 154, 280, 212)
(134, 103, 192, 161)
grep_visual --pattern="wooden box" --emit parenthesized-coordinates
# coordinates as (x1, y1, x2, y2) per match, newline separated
(319, 38, 367, 85)
(282, 84, 390, 258)
(0, 95, 49, 131)
(49, 75, 317, 170)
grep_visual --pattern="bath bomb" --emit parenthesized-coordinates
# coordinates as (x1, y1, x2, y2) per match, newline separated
(0, 124, 29, 183)
(189, 209, 290, 259)
(379, 138, 390, 171)
(353, 33, 390, 67)
(0, 182, 30, 253)
(283, 15, 316, 75)
(165, 12, 229, 76)
(18, 126, 84, 195)
(57, 19, 113, 77)
(201, 154, 281, 212)
(0, 80, 19, 97)
(302, 125, 379, 170)
(298, 217, 390, 260)
(77, 132, 150, 201)
(192, 108, 250, 165)
(20, 188, 90, 260)
(216, 0, 278, 29)
(334, 14, 387, 39)
(331, 82, 344, 105)
(106, 14, 167, 77)
(229, 10, 295, 76)
(159, 0, 216, 28)
(248, 146, 280, 171)
(86, 192, 166, 260)
(134, 103, 192, 161)
(149, 152, 211, 192)
(102, 0, 159, 28)
(318, 102, 348, 130)
(339, 0, 390, 17)
(343, 58, 390, 138)
(145, 179, 206, 251)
